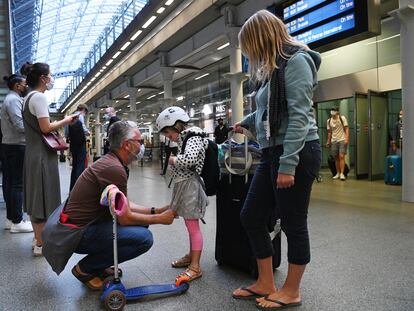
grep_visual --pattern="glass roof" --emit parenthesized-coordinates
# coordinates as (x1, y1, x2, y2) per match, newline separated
(35, 0, 131, 75)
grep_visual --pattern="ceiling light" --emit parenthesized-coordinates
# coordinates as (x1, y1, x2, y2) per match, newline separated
(176, 96, 184, 101)
(127, 105, 131, 108)
(124, 94, 130, 98)
(131, 30, 142, 41)
(112, 51, 121, 59)
(90, 77, 96, 82)
(116, 100, 119, 103)
(94, 72, 101, 78)
(158, 91, 164, 95)
(144, 122, 152, 125)
(157, 7, 165, 14)
(195, 73, 209, 80)
(105, 59, 113, 66)
(142, 16, 156, 29)
(217, 42, 230, 50)
(136, 101, 141, 104)
(120, 42, 131, 51)
(147, 94, 156, 99)
(174, 69, 179, 73)
(165, 0, 174, 5)
(138, 88, 141, 92)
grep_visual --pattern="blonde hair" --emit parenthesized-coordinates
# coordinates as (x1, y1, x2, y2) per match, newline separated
(238, 10, 308, 82)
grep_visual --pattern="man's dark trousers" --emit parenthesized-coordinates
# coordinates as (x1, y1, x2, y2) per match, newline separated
(70, 144, 87, 191)
(2, 144, 25, 223)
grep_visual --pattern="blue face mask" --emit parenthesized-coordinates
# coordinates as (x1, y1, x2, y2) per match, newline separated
(128, 144, 145, 162)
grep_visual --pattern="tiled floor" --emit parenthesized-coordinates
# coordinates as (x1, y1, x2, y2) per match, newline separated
(1, 161, 413, 311)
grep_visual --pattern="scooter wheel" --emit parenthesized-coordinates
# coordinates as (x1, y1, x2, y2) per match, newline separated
(104, 290, 126, 311)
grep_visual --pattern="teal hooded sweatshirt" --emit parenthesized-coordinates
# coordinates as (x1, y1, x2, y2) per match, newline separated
(241, 49, 321, 176)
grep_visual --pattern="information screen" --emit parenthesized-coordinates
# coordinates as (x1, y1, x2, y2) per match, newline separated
(271, 0, 379, 51)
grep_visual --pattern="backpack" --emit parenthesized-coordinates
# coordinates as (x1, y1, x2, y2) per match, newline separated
(327, 115, 346, 131)
(181, 133, 220, 196)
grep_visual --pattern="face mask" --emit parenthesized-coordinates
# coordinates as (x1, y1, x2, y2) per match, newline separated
(330, 110, 337, 116)
(128, 144, 144, 162)
(46, 77, 55, 91)
(103, 114, 110, 121)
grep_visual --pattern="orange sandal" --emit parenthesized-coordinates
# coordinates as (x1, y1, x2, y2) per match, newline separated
(171, 254, 191, 268)
(175, 265, 202, 286)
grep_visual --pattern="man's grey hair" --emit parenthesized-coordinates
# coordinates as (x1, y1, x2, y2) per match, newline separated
(108, 120, 138, 152)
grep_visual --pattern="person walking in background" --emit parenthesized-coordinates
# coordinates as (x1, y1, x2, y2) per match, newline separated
(23, 63, 77, 256)
(1, 74, 32, 233)
(68, 103, 90, 191)
(390, 109, 403, 155)
(231, 10, 321, 310)
(103, 107, 120, 155)
(213, 118, 229, 144)
(326, 107, 349, 181)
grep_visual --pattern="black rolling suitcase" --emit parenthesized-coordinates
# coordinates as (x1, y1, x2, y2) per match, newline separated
(215, 130, 281, 278)
(328, 154, 350, 177)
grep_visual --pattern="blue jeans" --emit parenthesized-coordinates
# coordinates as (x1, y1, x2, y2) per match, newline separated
(2, 144, 25, 223)
(70, 144, 86, 191)
(75, 221, 153, 274)
(240, 140, 321, 265)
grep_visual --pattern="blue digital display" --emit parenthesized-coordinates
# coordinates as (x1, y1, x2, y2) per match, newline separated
(293, 13, 355, 44)
(286, 0, 354, 34)
(283, 0, 328, 19)
(271, 0, 378, 51)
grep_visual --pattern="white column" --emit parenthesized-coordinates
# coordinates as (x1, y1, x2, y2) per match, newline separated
(94, 111, 102, 156)
(127, 87, 138, 122)
(222, 6, 247, 124)
(391, 1, 414, 202)
(159, 65, 175, 108)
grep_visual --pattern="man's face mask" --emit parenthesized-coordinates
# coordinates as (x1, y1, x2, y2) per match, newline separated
(128, 142, 145, 162)
(330, 110, 338, 116)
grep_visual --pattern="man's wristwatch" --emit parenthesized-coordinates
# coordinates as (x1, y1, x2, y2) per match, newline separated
(151, 207, 156, 215)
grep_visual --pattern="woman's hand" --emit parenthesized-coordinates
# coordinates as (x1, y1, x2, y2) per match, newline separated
(232, 122, 244, 134)
(64, 114, 78, 125)
(276, 173, 295, 189)
(168, 156, 177, 165)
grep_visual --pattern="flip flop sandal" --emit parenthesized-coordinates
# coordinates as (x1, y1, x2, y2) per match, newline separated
(171, 254, 191, 268)
(175, 266, 202, 286)
(256, 296, 302, 310)
(71, 266, 103, 291)
(232, 287, 267, 300)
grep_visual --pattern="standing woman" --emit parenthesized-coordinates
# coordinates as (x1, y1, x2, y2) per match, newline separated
(23, 63, 76, 256)
(231, 10, 322, 309)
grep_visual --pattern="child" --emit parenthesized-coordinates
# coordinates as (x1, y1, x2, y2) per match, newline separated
(156, 106, 209, 283)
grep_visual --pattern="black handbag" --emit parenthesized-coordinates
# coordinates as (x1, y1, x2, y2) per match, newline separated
(42, 201, 99, 275)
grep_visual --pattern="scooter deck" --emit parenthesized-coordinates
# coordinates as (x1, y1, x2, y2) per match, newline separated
(125, 283, 189, 301)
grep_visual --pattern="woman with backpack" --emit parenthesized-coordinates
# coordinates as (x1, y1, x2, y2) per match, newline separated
(231, 10, 322, 310)
(156, 106, 209, 284)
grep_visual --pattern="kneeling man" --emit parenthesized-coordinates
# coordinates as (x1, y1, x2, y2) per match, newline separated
(64, 120, 175, 290)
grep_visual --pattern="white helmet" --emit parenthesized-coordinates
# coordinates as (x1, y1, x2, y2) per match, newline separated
(156, 106, 190, 132)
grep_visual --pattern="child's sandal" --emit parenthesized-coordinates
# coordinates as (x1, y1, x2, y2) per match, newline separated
(171, 254, 191, 268)
(175, 265, 202, 286)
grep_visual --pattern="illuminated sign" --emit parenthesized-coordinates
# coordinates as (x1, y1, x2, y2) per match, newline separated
(271, 0, 380, 51)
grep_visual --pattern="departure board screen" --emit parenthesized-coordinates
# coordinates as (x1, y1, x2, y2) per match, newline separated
(270, 0, 379, 51)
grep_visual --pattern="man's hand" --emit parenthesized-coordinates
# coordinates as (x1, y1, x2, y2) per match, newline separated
(276, 173, 295, 189)
(326, 141, 331, 148)
(157, 209, 175, 225)
(156, 205, 170, 214)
